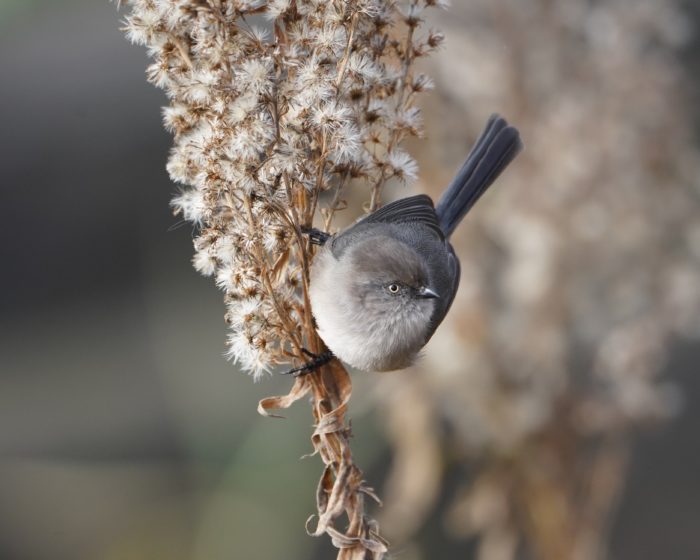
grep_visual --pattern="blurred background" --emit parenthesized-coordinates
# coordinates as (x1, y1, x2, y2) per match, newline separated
(1, 1, 699, 559)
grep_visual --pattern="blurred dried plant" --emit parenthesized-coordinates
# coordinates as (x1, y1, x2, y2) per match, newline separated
(120, 0, 446, 556)
(378, 1, 700, 559)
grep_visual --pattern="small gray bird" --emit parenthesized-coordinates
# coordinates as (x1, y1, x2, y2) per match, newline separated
(307, 114, 523, 373)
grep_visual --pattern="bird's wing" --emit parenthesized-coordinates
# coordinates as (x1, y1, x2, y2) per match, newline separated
(424, 243, 461, 341)
(444, 245, 461, 316)
(361, 194, 444, 240)
(329, 195, 444, 258)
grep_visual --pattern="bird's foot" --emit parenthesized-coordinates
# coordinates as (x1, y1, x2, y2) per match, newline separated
(301, 226, 331, 246)
(282, 348, 334, 377)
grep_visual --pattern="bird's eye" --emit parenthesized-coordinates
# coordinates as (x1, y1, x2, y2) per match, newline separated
(387, 283, 400, 294)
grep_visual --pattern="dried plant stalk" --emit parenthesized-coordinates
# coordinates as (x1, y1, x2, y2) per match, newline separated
(120, 0, 445, 556)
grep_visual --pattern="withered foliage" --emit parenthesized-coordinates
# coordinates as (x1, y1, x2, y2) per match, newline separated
(121, 0, 445, 556)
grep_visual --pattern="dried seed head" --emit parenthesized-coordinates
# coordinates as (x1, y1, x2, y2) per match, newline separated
(122, 0, 439, 383)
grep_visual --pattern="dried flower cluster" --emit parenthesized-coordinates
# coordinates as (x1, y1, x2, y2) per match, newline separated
(121, 0, 445, 557)
(124, 0, 443, 378)
(378, 1, 700, 558)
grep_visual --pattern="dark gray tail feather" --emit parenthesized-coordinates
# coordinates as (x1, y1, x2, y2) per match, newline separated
(435, 114, 523, 238)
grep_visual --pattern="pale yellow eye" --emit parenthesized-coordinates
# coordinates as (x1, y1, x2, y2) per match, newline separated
(388, 283, 400, 294)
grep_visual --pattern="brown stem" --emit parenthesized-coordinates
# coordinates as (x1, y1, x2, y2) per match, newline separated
(336, 12, 359, 89)
(324, 172, 350, 231)
(170, 35, 193, 69)
(242, 194, 304, 354)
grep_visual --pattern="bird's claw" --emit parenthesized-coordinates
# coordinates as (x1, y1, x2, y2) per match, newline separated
(301, 226, 331, 246)
(282, 349, 334, 377)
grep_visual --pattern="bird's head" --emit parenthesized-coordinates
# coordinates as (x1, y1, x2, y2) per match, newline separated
(346, 235, 440, 322)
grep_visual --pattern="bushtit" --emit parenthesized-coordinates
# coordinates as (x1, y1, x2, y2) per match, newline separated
(306, 114, 522, 373)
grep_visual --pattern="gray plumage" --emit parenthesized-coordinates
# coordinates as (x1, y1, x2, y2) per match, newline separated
(309, 114, 523, 372)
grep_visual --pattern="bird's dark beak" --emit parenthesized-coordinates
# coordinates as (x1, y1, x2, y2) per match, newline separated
(417, 287, 440, 299)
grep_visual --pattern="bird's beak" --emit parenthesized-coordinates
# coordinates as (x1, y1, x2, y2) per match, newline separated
(417, 287, 440, 299)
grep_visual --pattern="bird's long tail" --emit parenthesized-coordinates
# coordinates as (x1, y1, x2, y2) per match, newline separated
(435, 114, 523, 238)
